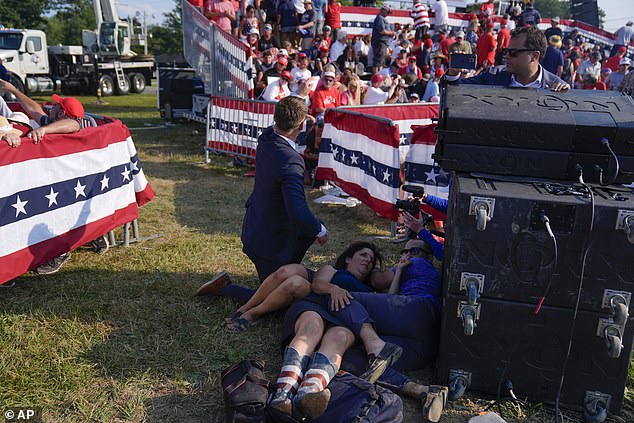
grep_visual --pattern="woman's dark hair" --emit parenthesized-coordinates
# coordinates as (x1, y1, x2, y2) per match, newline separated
(334, 241, 384, 272)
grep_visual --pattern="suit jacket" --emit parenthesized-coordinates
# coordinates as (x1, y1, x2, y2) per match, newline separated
(241, 127, 322, 263)
(456, 66, 565, 89)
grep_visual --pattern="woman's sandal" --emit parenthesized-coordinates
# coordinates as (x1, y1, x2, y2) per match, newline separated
(420, 385, 448, 423)
(226, 316, 261, 333)
(224, 310, 243, 324)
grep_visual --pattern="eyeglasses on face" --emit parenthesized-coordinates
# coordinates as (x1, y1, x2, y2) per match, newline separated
(502, 48, 536, 57)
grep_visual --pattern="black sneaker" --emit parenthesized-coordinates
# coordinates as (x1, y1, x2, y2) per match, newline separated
(34, 252, 72, 275)
(90, 235, 109, 254)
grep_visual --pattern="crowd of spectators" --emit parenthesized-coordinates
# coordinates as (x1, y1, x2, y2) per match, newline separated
(191, 0, 634, 112)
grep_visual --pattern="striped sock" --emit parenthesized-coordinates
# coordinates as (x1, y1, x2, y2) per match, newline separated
(272, 346, 309, 400)
(297, 352, 338, 395)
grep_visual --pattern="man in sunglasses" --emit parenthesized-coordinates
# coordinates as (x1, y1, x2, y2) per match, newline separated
(445, 26, 569, 91)
(310, 69, 341, 116)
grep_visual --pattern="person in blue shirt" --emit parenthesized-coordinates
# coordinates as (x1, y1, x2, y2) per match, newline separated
(541, 35, 564, 77)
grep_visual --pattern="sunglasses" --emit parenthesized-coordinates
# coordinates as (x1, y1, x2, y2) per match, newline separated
(502, 48, 536, 57)
(324, 77, 335, 82)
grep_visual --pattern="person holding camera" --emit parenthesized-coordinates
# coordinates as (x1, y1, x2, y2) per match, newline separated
(445, 26, 569, 91)
(400, 188, 447, 261)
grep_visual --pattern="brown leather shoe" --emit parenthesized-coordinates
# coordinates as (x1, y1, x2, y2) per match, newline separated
(295, 389, 331, 418)
(196, 270, 231, 296)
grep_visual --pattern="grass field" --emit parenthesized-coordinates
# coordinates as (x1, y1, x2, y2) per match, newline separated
(0, 93, 632, 422)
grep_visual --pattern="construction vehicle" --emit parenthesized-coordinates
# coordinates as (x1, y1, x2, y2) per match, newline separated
(0, 0, 154, 96)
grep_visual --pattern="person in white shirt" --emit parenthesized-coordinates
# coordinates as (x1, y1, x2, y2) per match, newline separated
(612, 21, 634, 57)
(329, 30, 348, 62)
(606, 58, 630, 90)
(432, 0, 449, 32)
(262, 71, 292, 101)
(363, 73, 402, 105)
(0, 96, 11, 117)
(290, 53, 312, 93)
(354, 35, 369, 60)
(576, 51, 602, 87)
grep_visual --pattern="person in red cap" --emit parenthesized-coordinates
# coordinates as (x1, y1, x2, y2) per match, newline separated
(0, 80, 84, 144)
(363, 72, 401, 105)
(315, 44, 334, 75)
(263, 55, 290, 84)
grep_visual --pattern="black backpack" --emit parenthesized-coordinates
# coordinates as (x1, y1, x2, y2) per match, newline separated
(267, 371, 403, 423)
(221, 360, 270, 423)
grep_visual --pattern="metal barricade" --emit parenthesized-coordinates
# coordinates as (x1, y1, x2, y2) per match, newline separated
(182, 0, 254, 99)
(205, 96, 276, 162)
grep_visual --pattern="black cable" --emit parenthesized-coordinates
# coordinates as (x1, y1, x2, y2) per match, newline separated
(495, 211, 559, 419)
(553, 167, 595, 423)
(599, 138, 620, 185)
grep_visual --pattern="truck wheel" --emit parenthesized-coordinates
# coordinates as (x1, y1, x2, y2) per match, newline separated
(99, 75, 115, 97)
(8, 73, 26, 94)
(130, 73, 146, 93)
(116, 74, 131, 95)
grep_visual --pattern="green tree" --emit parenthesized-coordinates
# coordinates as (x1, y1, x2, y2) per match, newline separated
(0, 0, 50, 29)
(45, 0, 96, 46)
(149, 0, 183, 55)
(535, 0, 571, 20)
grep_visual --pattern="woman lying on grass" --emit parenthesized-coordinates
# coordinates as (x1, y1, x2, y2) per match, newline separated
(269, 239, 447, 421)
(198, 241, 384, 332)
(199, 240, 447, 421)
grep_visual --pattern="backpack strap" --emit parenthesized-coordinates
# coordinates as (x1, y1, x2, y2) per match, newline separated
(349, 377, 382, 423)
(223, 360, 270, 397)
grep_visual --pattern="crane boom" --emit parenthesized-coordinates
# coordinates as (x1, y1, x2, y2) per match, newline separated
(93, 0, 121, 28)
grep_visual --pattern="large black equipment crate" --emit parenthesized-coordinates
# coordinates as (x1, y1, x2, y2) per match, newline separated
(436, 173, 634, 415)
(433, 85, 634, 184)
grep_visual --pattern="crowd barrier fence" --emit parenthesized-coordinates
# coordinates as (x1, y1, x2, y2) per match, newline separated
(182, 0, 254, 99)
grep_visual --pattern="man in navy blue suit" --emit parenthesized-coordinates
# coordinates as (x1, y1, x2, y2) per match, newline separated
(446, 26, 570, 91)
(241, 96, 329, 282)
(197, 96, 329, 301)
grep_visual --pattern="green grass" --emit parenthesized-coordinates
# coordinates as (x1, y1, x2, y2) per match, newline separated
(0, 94, 632, 422)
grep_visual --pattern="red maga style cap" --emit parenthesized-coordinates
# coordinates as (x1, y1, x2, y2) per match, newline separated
(52, 94, 85, 119)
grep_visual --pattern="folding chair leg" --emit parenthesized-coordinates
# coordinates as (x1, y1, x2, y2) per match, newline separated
(108, 230, 116, 247)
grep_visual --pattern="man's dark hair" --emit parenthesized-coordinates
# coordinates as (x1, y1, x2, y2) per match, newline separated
(274, 96, 307, 131)
(334, 241, 384, 274)
(511, 26, 547, 60)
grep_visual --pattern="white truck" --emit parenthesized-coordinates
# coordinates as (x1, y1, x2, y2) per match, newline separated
(0, 0, 154, 96)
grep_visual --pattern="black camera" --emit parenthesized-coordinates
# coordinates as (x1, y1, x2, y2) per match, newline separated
(396, 184, 432, 223)
(395, 198, 421, 216)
